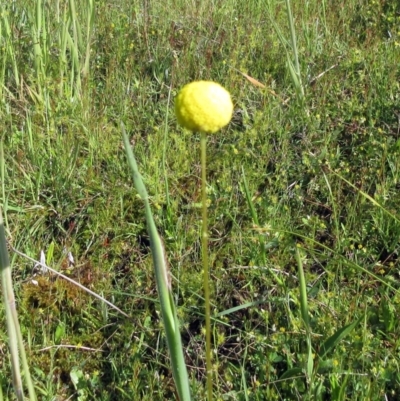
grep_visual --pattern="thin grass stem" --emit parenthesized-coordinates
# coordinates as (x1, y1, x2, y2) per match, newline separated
(285, 0, 302, 92)
(295, 246, 313, 380)
(200, 132, 213, 401)
(1, 141, 37, 400)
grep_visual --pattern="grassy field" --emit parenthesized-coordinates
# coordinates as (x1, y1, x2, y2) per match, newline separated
(1, 0, 400, 399)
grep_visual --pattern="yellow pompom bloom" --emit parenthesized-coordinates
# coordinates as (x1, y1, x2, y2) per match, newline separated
(175, 81, 233, 134)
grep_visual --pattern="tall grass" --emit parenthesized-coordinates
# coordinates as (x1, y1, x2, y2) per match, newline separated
(0, 143, 36, 401)
(1, 0, 400, 399)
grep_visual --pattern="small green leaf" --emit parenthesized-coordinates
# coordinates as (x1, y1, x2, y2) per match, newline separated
(54, 323, 65, 345)
(46, 242, 55, 265)
(318, 318, 361, 360)
(306, 337, 314, 379)
(279, 367, 304, 381)
(381, 301, 395, 333)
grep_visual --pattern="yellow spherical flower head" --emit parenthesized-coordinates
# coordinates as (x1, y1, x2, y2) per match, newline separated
(175, 81, 233, 134)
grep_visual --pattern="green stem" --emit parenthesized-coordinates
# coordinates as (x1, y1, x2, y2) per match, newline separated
(285, 0, 304, 97)
(295, 245, 313, 381)
(0, 141, 36, 401)
(200, 132, 212, 401)
(0, 211, 23, 401)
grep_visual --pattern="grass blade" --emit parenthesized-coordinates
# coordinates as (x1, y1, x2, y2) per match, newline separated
(0, 207, 23, 400)
(0, 142, 37, 401)
(295, 246, 310, 331)
(121, 123, 191, 401)
(295, 246, 313, 379)
(318, 318, 362, 360)
(330, 170, 400, 225)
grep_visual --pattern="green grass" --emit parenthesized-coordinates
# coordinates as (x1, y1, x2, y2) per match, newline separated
(1, 0, 400, 399)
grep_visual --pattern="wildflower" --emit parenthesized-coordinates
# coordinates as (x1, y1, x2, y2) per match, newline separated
(175, 81, 233, 133)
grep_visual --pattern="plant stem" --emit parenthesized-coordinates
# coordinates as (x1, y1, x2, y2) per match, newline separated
(285, 0, 304, 97)
(200, 132, 212, 401)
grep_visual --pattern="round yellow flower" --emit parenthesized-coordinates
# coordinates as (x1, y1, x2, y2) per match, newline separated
(175, 81, 233, 134)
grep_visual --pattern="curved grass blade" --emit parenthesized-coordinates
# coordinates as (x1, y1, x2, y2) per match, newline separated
(283, 231, 400, 295)
(330, 170, 400, 225)
(318, 318, 362, 360)
(121, 123, 191, 401)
